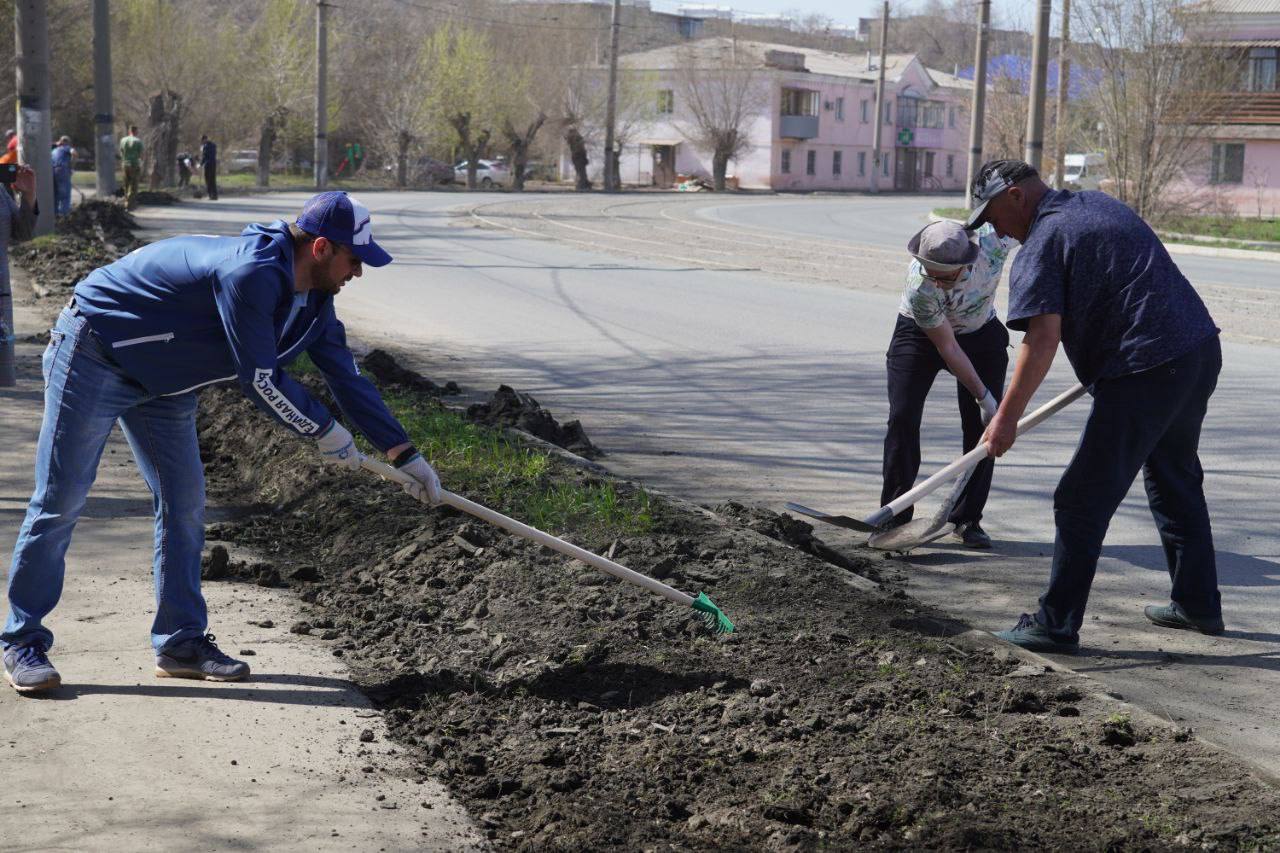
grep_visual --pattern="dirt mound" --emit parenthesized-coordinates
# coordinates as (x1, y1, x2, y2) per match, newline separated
(12, 199, 142, 298)
(360, 349, 459, 396)
(133, 190, 179, 205)
(715, 501, 879, 578)
(467, 385, 601, 458)
(196, 375, 1280, 851)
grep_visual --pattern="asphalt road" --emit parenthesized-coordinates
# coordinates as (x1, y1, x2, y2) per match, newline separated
(133, 190, 1280, 777)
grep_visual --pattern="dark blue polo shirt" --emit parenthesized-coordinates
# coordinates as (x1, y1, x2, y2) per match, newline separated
(1007, 189, 1218, 384)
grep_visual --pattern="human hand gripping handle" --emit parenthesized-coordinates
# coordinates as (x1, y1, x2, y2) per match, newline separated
(315, 421, 361, 471)
(396, 452, 443, 506)
(976, 388, 999, 425)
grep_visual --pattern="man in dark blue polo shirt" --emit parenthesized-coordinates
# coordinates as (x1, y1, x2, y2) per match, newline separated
(966, 159, 1222, 654)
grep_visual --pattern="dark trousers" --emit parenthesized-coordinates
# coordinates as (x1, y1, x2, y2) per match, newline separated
(881, 315, 1010, 525)
(204, 164, 218, 200)
(1037, 335, 1222, 642)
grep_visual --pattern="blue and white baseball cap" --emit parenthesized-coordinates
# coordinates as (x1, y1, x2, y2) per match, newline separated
(296, 191, 392, 267)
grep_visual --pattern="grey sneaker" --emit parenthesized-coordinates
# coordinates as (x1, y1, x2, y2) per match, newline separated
(3, 643, 61, 693)
(1144, 602, 1224, 636)
(993, 613, 1080, 655)
(156, 633, 251, 682)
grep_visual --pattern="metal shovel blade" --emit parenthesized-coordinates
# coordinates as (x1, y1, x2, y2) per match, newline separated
(867, 467, 974, 553)
(783, 502, 880, 533)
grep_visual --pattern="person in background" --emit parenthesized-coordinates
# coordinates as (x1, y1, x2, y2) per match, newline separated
(119, 125, 143, 210)
(176, 151, 194, 188)
(880, 219, 1014, 549)
(0, 164, 38, 366)
(51, 136, 73, 218)
(199, 134, 218, 201)
(0, 130, 17, 166)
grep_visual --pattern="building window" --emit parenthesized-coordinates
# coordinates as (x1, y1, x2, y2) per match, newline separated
(657, 90, 674, 114)
(833, 150, 842, 176)
(946, 154, 954, 177)
(882, 152, 890, 176)
(835, 97, 845, 121)
(806, 150, 816, 175)
(884, 100, 894, 124)
(860, 99, 869, 123)
(1210, 143, 1245, 183)
(781, 88, 819, 116)
(901, 100, 944, 129)
(1246, 48, 1278, 92)
(858, 151, 866, 176)
(781, 149, 791, 174)
(948, 106, 956, 127)
(924, 151, 935, 178)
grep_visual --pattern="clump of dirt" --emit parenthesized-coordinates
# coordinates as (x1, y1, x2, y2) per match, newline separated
(360, 349, 459, 396)
(134, 190, 179, 205)
(467, 384, 601, 458)
(197, 364, 1280, 851)
(715, 500, 879, 579)
(12, 199, 143, 298)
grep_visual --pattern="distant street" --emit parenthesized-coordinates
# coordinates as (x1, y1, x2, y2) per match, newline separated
(135, 190, 1280, 777)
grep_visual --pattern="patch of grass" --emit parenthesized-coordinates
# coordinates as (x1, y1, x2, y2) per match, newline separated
(932, 207, 969, 221)
(291, 353, 653, 537)
(1158, 214, 1280, 243)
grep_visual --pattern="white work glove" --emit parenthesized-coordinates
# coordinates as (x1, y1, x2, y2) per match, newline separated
(315, 421, 361, 471)
(976, 388, 999, 425)
(398, 453, 443, 506)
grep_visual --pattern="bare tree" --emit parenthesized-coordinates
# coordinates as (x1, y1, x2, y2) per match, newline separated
(422, 23, 509, 189)
(503, 113, 547, 191)
(245, 0, 312, 187)
(1075, 0, 1237, 219)
(674, 45, 765, 191)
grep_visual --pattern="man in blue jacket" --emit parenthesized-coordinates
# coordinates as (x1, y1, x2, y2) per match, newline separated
(3, 192, 442, 692)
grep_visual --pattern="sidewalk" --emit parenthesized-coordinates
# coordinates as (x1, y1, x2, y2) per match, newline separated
(0, 290, 483, 850)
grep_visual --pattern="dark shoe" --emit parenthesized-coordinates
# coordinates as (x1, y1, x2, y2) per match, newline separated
(993, 613, 1079, 655)
(953, 521, 992, 549)
(3, 644, 62, 693)
(156, 633, 251, 682)
(1144, 602, 1224, 636)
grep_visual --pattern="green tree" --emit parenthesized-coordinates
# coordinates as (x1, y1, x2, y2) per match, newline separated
(242, 0, 312, 187)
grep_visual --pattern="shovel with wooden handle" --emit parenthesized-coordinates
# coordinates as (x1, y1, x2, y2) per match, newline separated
(787, 382, 1088, 537)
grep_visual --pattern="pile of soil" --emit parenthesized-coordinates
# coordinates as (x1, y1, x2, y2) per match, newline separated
(133, 190, 179, 205)
(360, 348, 460, 397)
(12, 199, 142, 298)
(196, 365, 1280, 851)
(467, 384, 600, 459)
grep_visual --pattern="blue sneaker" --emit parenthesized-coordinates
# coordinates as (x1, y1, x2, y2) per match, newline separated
(994, 613, 1080, 655)
(3, 644, 62, 693)
(1144, 602, 1224, 636)
(155, 633, 251, 682)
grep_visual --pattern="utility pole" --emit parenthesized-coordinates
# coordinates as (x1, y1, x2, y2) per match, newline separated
(314, 0, 329, 189)
(965, 0, 990, 206)
(1025, 0, 1052, 172)
(92, 0, 116, 198)
(1052, 0, 1071, 189)
(869, 0, 889, 194)
(602, 0, 622, 192)
(15, 0, 52, 237)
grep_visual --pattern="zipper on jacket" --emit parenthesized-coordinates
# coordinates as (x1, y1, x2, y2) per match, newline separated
(113, 332, 175, 349)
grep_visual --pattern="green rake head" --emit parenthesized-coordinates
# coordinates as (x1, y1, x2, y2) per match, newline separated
(691, 592, 735, 634)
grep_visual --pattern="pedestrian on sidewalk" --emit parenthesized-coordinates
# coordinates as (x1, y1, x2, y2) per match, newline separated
(199, 134, 218, 200)
(969, 159, 1223, 655)
(119, 125, 143, 209)
(51, 136, 73, 217)
(3, 192, 443, 693)
(880, 219, 1014, 549)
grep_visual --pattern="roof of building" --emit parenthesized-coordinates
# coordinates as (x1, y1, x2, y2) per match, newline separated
(618, 37, 972, 90)
(1189, 0, 1280, 12)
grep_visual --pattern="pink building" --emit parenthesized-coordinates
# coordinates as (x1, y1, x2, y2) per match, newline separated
(565, 38, 973, 191)
(1184, 0, 1280, 214)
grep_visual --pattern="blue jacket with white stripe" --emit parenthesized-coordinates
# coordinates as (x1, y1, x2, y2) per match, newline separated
(73, 219, 409, 452)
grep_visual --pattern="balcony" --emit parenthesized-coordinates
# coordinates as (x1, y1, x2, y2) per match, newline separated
(1192, 92, 1280, 125)
(779, 114, 819, 139)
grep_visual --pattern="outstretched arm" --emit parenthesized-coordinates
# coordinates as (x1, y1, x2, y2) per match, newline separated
(983, 313, 1061, 457)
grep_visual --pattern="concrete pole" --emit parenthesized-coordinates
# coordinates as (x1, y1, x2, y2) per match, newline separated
(965, 0, 990, 207)
(869, 0, 889, 194)
(92, 0, 116, 197)
(15, 0, 53, 236)
(602, 0, 622, 192)
(1052, 0, 1071, 189)
(1024, 0, 1052, 171)
(314, 0, 329, 189)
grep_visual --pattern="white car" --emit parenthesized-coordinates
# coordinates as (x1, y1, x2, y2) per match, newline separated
(453, 159, 510, 188)
(228, 149, 259, 172)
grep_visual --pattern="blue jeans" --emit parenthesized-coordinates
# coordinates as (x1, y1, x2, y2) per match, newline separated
(1037, 335, 1223, 643)
(53, 170, 72, 217)
(4, 308, 208, 652)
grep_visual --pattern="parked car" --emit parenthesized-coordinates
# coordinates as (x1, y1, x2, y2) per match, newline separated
(453, 159, 511, 188)
(227, 149, 259, 172)
(411, 156, 456, 186)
